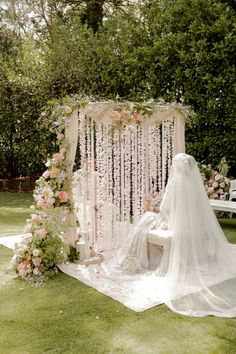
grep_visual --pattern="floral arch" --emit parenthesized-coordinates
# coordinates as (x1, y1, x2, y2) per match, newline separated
(13, 100, 187, 281)
(71, 101, 186, 251)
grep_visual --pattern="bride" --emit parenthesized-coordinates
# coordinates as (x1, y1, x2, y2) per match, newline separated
(116, 153, 236, 317)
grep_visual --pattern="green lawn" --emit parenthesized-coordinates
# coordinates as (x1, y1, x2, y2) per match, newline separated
(0, 192, 33, 236)
(0, 193, 236, 354)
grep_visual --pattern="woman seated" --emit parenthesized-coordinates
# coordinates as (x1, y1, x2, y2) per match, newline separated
(116, 153, 236, 317)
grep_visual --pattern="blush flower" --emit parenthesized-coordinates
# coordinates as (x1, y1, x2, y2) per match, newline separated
(42, 170, 50, 179)
(32, 257, 41, 267)
(33, 267, 42, 276)
(31, 214, 43, 223)
(207, 187, 214, 195)
(52, 153, 64, 163)
(36, 228, 47, 239)
(58, 191, 69, 203)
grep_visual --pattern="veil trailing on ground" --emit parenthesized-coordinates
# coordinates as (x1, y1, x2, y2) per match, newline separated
(59, 153, 236, 315)
(158, 153, 236, 317)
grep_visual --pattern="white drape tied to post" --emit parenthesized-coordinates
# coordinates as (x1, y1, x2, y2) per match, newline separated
(64, 109, 78, 245)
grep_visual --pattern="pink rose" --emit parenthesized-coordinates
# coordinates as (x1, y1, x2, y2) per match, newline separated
(220, 182, 225, 188)
(36, 196, 45, 207)
(212, 181, 218, 188)
(31, 214, 43, 223)
(42, 170, 50, 179)
(207, 187, 214, 195)
(36, 228, 47, 239)
(23, 260, 30, 269)
(32, 257, 41, 267)
(33, 267, 42, 276)
(58, 191, 69, 203)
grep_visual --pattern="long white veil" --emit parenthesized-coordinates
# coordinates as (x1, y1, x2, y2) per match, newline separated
(159, 153, 236, 317)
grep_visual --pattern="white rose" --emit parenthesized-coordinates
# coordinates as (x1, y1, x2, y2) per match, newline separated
(33, 249, 40, 257)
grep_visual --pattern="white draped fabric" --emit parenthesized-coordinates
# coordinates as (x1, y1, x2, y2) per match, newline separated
(64, 109, 79, 245)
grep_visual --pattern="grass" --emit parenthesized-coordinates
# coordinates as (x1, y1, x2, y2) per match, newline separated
(0, 192, 33, 236)
(0, 193, 236, 354)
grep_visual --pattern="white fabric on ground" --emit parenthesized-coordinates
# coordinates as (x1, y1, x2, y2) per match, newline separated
(0, 235, 22, 249)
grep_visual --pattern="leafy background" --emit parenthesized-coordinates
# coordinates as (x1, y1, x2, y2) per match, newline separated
(0, 0, 235, 178)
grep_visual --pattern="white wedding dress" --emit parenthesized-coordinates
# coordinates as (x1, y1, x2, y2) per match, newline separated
(114, 153, 236, 317)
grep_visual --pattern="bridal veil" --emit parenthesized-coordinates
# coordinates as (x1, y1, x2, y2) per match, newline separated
(158, 153, 236, 317)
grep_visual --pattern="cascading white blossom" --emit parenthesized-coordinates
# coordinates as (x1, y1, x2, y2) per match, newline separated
(77, 103, 185, 251)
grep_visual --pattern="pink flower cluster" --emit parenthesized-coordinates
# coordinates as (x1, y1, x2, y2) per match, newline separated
(144, 191, 162, 212)
(12, 238, 42, 279)
(57, 191, 69, 203)
(205, 171, 230, 200)
(12, 105, 72, 282)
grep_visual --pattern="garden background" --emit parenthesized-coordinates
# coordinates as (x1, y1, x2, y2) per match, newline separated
(0, 0, 236, 183)
(0, 2, 236, 353)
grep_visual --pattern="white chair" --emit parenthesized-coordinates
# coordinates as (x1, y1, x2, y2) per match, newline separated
(147, 229, 173, 250)
(229, 179, 236, 201)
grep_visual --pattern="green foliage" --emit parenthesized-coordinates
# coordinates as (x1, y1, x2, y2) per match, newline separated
(0, 34, 54, 178)
(67, 245, 80, 262)
(0, 0, 235, 177)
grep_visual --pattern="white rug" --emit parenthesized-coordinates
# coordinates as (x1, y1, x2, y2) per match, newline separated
(0, 235, 163, 312)
(58, 262, 163, 312)
(0, 235, 22, 249)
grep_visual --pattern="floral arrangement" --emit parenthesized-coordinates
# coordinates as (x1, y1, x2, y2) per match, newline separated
(111, 106, 143, 129)
(109, 100, 193, 129)
(200, 158, 230, 200)
(12, 104, 75, 283)
(144, 191, 162, 212)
